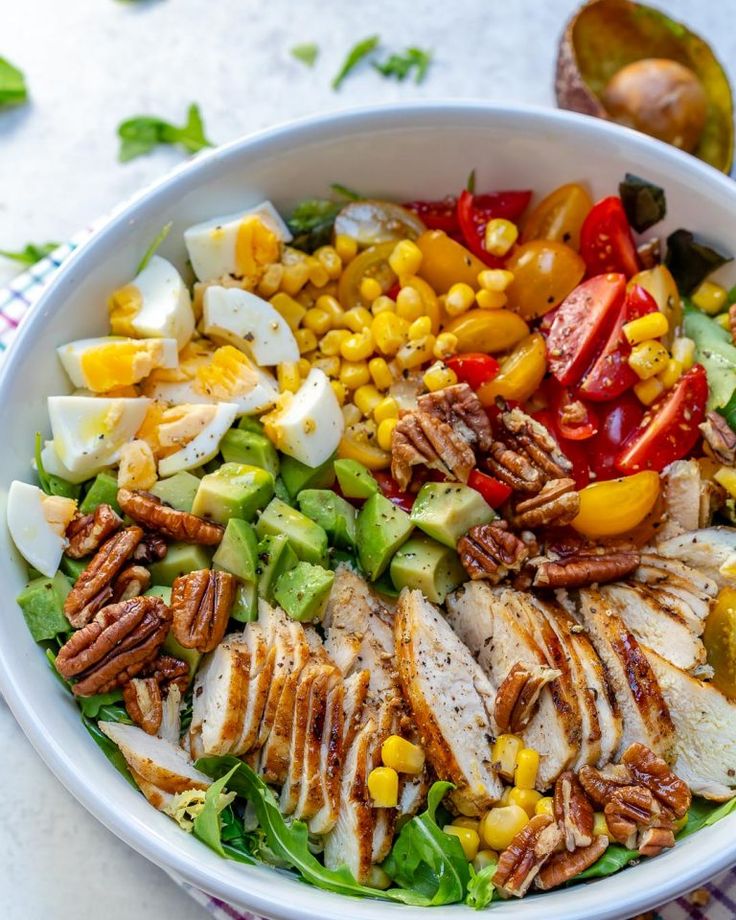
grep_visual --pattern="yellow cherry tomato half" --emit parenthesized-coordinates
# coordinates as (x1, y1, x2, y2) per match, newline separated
(521, 182, 593, 251)
(703, 587, 736, 699)
(571, 471, 660, 538)
(628, 264, 681, 345)
(337, 423, 391, 470)
(477, 332, 547, 405)
(445, 308, 529, 355)
(338, 241, 397, 311)
(416, 230, 487, 294)
(504, 240, 585, 320)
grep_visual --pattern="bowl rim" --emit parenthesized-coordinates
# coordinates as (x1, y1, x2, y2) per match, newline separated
(2, 100, 736, 920)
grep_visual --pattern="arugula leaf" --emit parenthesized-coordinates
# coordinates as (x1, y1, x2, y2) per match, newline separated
(332, 35, 380, 90)
(718, 388, 736, 431)
(287, 199, 342, 252)
(465, 863, 496, 909)
(573, 843, 639, 881)
(466, 169, 476, 194)
(383, 780, 470, 904)
(374, 48, 432, 84)
(330, 182, 363, 201)
(137, 221, 172, 274)
(218, 806, 259, 864)
(78, 690, 128, 720)
(0, 242, 59, 266)
(117, 103, 214, 163)
(676, 795, 736, 840)
(619, 174, 666, 233)
(0, 57, 28, 108)
(193, 765, 240, 857)
(665, 229, 732, 295)
(291, 43, 319, 68)
(34, 432, 81, 499)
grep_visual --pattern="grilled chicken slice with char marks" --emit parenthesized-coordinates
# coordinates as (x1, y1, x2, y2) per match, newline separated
(294, 663, 342, 823)
(635, 552, 718, 600)
(280, 661, 326, 816)
(234, 623, 276, 756)
(309, 677, 345, 835)
(657, 527, 736, 587)
(255, 603, 297, 749)
(341, 669, 370, 750)
(369, 699, 402, 864)
(188, 637, 250, 759)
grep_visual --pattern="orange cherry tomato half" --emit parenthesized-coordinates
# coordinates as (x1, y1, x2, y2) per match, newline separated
(504, 240, 586, 320)
(521, 182, 593, 251)
(338, 241, 397, 310)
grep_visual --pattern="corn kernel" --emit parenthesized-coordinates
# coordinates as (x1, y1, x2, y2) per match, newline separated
(320, 329, 351, 356)
(396, 335, 436, 371)
(593, 812, 610, 839)
(270, 292, 307, 332)
(297, 357, 311, 377)
(312, 355, 341, 378)
(485, 218, 518, 256)
(367, 766, 399, 808)
(434, 332, 458, 360)
(330, 380, 347, 405)
(514, 748, 539, 790)
(360, 276, 383, 303)
(499, 787, 512, 805)
(302, 307, 332, 336)
(341, 329, 374, 362)
(508, 787, 542, 817)
(671, 336, 695, 370)
(659, 358, 683, 390)
(443, 825, 479, 862)
(408, 316, 432, 341)
(445, 282, 476, 317)
(277, 361, 301, 393)
(257, 263, 284, 298)
(354, 384, 383, 417)
(371, 295, 395, 316)
(307, 259, 330, 289)
(478, 269, 514, 292)
(480, 805, 529, 851)
(492, 734, 523, 782)
(295, 289, 315, 310)
(395, 286, 424, 322)
(377, 417, 398, 451)
(389, 239, 423, 278)
(692, 280, 728, 315)
(372, 312, 409, 356)
(716, 313, 732, 330)
(634, 376, 665, 406)
(535, 796, 555, 818)
(623, 311, 669, 345)
(476, 289, 507, 309)
(344, 306, 373, 332)
(295, 328, 318, 354)
(715, 466, 736, 499)
(628, 340, 670, 379)
(335, 233, 358, 263)
(381, 735, 425, 774)
(340, 360, 371, 390)
(374, 396, 399, 424)
(316, 294, 345, 328)
(314, 245, 343, 280)
(452, 817, 480, 832)
(473, 850, 499, 873)
(368, 356, 394, 390)
(423, 361, 458, 392)
(281, 260, 311, 296)
(342, 403, 362, 426)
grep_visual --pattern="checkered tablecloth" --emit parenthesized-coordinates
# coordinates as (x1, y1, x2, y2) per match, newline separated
(3, 240, 735, 920)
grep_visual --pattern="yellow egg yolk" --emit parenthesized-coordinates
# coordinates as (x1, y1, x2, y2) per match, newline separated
(80, 340, 166, 392)
(108, 284, 143, 336)
(235, 215, 280, 279)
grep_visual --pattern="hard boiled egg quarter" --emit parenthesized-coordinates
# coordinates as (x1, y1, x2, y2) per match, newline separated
(184, 201, 292, 283)
(156, 402, 239, 476)
(108, 255, 195, 350)
(263, 368, 343, 467)
(7, 481, 77, 577)
(203, 287, 299, 366)
(57, 337, 178, 393)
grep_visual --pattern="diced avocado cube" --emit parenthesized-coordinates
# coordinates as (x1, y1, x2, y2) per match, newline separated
(410, 482, 496, 548)
(163, 629, 201, 678)
(273, 561, 335, 622)
(297, 489, 356, 549)
(257, 533, 298, 601)
(356, 493, 413, 580)
(237, 416, 265, 435)
(231, 580, 258, 623)
(280, 453, 335, 499)
(212, 518, 259, 582)
(191, 463, 274, 525)
(146, 585, 172, 603)
(60, 555, 87, 582)
(149, 543, 212, 586)
(150, 471, 201, 513)
(16, 572, 71, 642)
(220, 429, 279, 478)
(334, 458, 378, 500)
(372, 569, 400, 599)
(390, 535, 466, 604)
(80, 471, 121, 514)
(274, 476, 294, 506)
(256, 497, 328, 565)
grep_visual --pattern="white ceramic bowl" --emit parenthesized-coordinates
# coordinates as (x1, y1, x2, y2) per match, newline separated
(2, 102, 736, 920)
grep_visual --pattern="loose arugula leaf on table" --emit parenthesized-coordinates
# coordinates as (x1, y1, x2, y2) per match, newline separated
(291, 43, 319, 68)
(665, 229, 732, 295)
(465, 863, 497, 909)
(136, 221, 172, 274)
(0, 57, 27, 107)
(619, 174, 666, 233)
(117, 103, 214, 163)
(34, 432, 81, 500)
(0, 242, 60, 266)
(332, 35, 380, 90)
(374, 48, 432, 84)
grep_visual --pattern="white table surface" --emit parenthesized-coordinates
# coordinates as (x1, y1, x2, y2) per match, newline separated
(1, 1, 735, 917)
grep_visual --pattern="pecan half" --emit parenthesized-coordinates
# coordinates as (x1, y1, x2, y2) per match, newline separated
(578, 763, 634, 806)
(493, 814, 563, 897)
(604, 785, 662, 849)
(485, 441, 544, 494)
(65, 504, 123, 559)
(417, 383, 493, 451)
(494, 662, 561, 734)
(498, 406, 573, 482)
(112, 565, 152, 602)
(145, 653, 190, 692)
(391, 411, 475, 490)
(132, 532, 168, 564)
(63, 527, 144, 628)
(458, 521, 530, 583)
(554, 771, 594, 851)
(117, 489, 224, 545)
(700, 411, 736, 466)
(532, 549, 640, 588)
(122, 677, 163, 734)
(171, 569, 237, 652)
(56, 596, 171, 696)
(535, 836, 609, 890)
(512, 478, 580, 529)
(638, 825, 676, 858)
(621, 743, 691, 819)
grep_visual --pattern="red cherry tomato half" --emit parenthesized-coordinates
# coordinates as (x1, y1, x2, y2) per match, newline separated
(447, 353, 500, 390)
(403, 197, 459, 234)
(457, 188, 532, 266)
(579, 196, 640, 279)
(372, 471, 415, 513)
(549, 384, 600, 441)
(533, 408, 591, 489)
(589, 393, 644, 481)
(468, 469, 513, 508)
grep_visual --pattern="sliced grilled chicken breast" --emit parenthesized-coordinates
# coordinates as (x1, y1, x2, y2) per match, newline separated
(280, 661, 324, 816)
(309, 678, 345, 835)
(129, 769, 176, 810)
(657, 527, 736, 587)
(369, 699, 402, 864)
(235, 624, 276, 755)
(188, 637, 250, 758)
(659, 459, 705, 538)
(324, 567, 393, 674)
(635, 552, 718, 600)
(342, 669, 370, 750)
(255, 603, 296, 748)
(396, 589, 503, 814)
(295, 665, 341, 822)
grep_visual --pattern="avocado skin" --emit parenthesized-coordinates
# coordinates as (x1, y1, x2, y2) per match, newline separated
(212, 518, 259, 582)
(151, 471, 201, 513)
(410, 482, 496, 548)
(220, 429, 280, 479)
(334, 459, 378, 500)
(16, 572, 71, 642)
(256, 497, 329, 565)
(356, 493, 414, 581)
(273, 561, 335, 622)
(191, 463, 275, 525)
(257, 533, 299, 602)
(297, 489, 356, 550)
(80, 472, 121, 515)
(280, 454, 336, 499)
(390, 535, 466, 604)
(149, 543, 213, 586)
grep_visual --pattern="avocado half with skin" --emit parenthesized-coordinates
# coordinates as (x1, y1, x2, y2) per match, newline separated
(556, 0, 733, 173)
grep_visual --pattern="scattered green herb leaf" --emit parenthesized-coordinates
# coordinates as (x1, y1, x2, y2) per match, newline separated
(291, 43, 319, 68)
(117, 103, 214, 163)
(465, 863, 496, 909)
(665, 229, 732, 295)
(332, 35, 380, 90)
(619, 174, 666, 233)
(330, 182, 363, 201)
(0, 242, 60, 266)
(0, 57, 27, 108)
(374, 47, 432, 84)
(287, 199, 342, 252)
(466, 169, 476, 194)
(34, 432, 80, 499)
(136, 221, 172, 274)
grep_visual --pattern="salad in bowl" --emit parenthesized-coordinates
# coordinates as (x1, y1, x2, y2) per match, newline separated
(8, 167, 736, 910)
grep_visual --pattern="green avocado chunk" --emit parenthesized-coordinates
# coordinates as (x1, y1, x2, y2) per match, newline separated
(334, 458, 378, 500)
(220, 429, 280, 478)
(146, 585, 172, 603)
(162, 628, 201, 678)
(256, 497, 328, 565)
(60, 555, 87, 582)
(356, 493, 413, 580)
(212, 518, 259, 582)
(231, 580, 258, 623)
(297, 489, 356, 549)
(280, 453, 336, 499)
(410, 482, 496, 548)
(273, 561, 335, 622)
(237, 416, 265, 435)
(390, 535, 466, 604)
(273, 476, 294, 506)
(149, 543, 213, 586)
(16, 572, 71, 642)
(257, 533, 299, 601)
(150, 471, 201, 513)
(684, 308, 736, 409)
(80, 471, 121, 514)
(191, 462, 274, 525)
